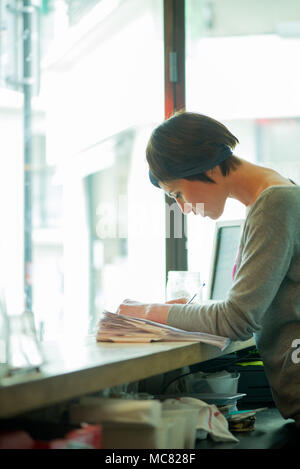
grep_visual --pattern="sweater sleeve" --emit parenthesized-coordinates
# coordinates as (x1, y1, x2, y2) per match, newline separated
(166, 199, 294, 341)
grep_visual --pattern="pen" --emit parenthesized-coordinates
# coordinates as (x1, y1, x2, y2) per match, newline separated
(186, 282, 206, 304)
(187, 293, 197, 304)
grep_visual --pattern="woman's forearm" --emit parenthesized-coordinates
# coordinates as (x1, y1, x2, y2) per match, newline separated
(145, 303, 170, 324)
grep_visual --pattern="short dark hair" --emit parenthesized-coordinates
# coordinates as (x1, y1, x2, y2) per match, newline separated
(146, 112, 241, 184)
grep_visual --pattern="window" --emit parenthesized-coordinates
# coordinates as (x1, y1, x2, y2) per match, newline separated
(185, 0, 300, 296)
(1, 0, 165, 340)
(2, 0, 299, 337)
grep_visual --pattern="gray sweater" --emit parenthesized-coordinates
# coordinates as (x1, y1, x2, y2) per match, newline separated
(167, 185, 300, 426)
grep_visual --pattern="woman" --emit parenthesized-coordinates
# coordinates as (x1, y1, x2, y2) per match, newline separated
(117, 112, 300, 428)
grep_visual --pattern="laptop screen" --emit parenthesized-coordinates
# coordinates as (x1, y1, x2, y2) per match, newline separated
(208, 222, 244, 301)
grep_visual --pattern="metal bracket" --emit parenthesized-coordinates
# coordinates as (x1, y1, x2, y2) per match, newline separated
(6, 3, 38, 16)
(6, 75, 35, 87)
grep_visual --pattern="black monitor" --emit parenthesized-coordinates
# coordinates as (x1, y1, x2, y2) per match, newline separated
(208, 220, 244, 301)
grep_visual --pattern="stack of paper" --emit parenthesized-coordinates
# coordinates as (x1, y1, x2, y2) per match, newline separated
(96, 311, 230, 351)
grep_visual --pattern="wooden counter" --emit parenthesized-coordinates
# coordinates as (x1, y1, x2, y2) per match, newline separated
(0, 335, 255, 419)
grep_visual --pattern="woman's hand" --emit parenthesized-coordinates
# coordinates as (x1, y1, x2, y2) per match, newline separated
(116, 299, 171, 325)
(116, 299, 148, 319)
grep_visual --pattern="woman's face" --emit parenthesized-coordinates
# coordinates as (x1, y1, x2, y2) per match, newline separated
(159, 173, 228, 220)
